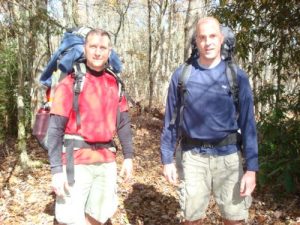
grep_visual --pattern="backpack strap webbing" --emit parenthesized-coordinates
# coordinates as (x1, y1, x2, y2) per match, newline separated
(72, 62, 86, 128)
(106, 66, 138, 117)
(106, 67, 125, 102)
(225, 60, 239, 111)
(170, 64, 192, 138)
(72, 63, 126, 129)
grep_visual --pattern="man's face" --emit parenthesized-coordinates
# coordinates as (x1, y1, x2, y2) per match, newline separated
(196, 19, 224, 66)
(84, 34, 111, 71)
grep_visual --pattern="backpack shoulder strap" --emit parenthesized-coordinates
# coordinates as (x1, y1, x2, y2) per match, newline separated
(72, 62, 86, 128)
(170, 63, 192, 127)
(106, 67, 137, 106)
(225, 60, 239, 111)
(179, 63, 193, 91)
(105, 67, 130, 129)
(105, 67, 125, 101)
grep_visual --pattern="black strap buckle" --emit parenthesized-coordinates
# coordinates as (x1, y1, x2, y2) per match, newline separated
(201, 143, 215, 148)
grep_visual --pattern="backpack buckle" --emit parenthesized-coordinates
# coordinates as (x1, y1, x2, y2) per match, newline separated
(201, 143, 214, 148)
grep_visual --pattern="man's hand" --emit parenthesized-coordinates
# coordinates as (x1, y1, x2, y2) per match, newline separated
(120, 158, 133, 182)
(51, 172, 69, 197)
(163, 163, 178, 185)
(240, 171, 256, 197)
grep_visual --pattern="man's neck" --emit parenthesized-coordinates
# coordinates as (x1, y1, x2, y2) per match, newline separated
(86, 65, 104, 76)
(198, 58, 221, 69)
(86, 62, 106, 73)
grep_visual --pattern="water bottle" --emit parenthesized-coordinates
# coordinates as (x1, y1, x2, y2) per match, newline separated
(32, 108, 50, 144)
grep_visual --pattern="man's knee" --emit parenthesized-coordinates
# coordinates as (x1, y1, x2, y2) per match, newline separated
(85, 213, 103, 225)
(223, 219, 245, 225)
(182, 218, 203, 225)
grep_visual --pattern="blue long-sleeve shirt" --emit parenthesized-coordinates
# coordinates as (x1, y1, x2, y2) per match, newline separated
(160, 60, 258, 171)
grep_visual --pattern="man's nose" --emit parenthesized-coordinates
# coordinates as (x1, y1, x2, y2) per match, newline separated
(205, 37, 212, 46)
(95, 47, 102, 55)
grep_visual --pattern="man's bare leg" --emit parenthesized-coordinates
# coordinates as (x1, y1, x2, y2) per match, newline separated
(85, 214, 103, 225)
(183, 219, 203, 225)
(223, 219, 244, 225)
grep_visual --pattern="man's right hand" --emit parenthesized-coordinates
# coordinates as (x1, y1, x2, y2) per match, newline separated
(163, 163, 178, 185)
(51, 172, 69, 197)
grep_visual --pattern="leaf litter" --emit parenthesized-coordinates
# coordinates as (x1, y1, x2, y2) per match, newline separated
(0, 111, 299, 225)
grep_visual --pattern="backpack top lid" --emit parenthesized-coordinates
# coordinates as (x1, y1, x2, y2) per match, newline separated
(67, 27, 92, 39)
(187, 25, 236, 63)
(39, 27, 123, 87)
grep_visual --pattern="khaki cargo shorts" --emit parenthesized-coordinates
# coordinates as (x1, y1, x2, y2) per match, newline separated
(55, 162, 118, 224)
(176, 148, 252, 221)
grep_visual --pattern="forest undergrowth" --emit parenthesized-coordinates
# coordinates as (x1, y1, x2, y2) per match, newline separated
(0, 110, 299, 225)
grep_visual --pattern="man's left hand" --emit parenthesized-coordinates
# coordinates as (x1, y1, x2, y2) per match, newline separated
(119, 158, 133, 182)
(240, 170, 256, 197)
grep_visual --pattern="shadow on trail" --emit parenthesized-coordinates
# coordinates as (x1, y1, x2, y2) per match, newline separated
(124, 183, 181, 225)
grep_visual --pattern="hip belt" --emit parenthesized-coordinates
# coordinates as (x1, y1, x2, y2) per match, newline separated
(181, 133, 240, 148)
(64, 135, 115, 185)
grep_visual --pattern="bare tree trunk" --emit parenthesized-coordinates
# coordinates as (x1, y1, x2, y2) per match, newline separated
(184, 0, 192, 60)
(72, 0, 80, 26)
(10, 1, 30, 168)
(147, 0, 153, 109)
(9, 0, 44, 168)
(275, 35, 284, 109)
(184, 0, 208, 60)
(113, 0, 132, 45)
(147, 0, 169, 108)
(162, 1, 177, 106)
(77, 0, 89, 25)
(17, 43, 28, 168)
(62, 0, 76, 27)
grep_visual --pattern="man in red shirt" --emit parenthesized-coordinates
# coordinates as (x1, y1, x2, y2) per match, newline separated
(47, 29, 134, 225)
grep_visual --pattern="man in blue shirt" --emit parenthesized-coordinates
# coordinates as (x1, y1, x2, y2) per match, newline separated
(160, 17, 258, 225)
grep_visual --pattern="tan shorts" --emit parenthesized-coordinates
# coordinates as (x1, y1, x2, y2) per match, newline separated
(55, 162, 118, 224)
(176, 148, 252, 221)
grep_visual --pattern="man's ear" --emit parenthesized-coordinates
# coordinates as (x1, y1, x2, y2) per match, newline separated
(108, 48, 112, 58)
(220, 33, 224, 44)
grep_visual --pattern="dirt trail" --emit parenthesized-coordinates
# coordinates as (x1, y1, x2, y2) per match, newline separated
(0, 113, 299, 225)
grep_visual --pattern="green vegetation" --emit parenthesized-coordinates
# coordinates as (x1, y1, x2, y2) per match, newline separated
(0, 41, 18, 142)
(213, 0, 300, 193)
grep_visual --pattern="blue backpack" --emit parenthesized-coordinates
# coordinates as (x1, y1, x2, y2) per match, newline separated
(39, 27, 123, 87)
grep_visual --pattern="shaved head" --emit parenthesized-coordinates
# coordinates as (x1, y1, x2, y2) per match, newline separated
(196, 17, 222, 35)
(195, 17, 224, 66)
